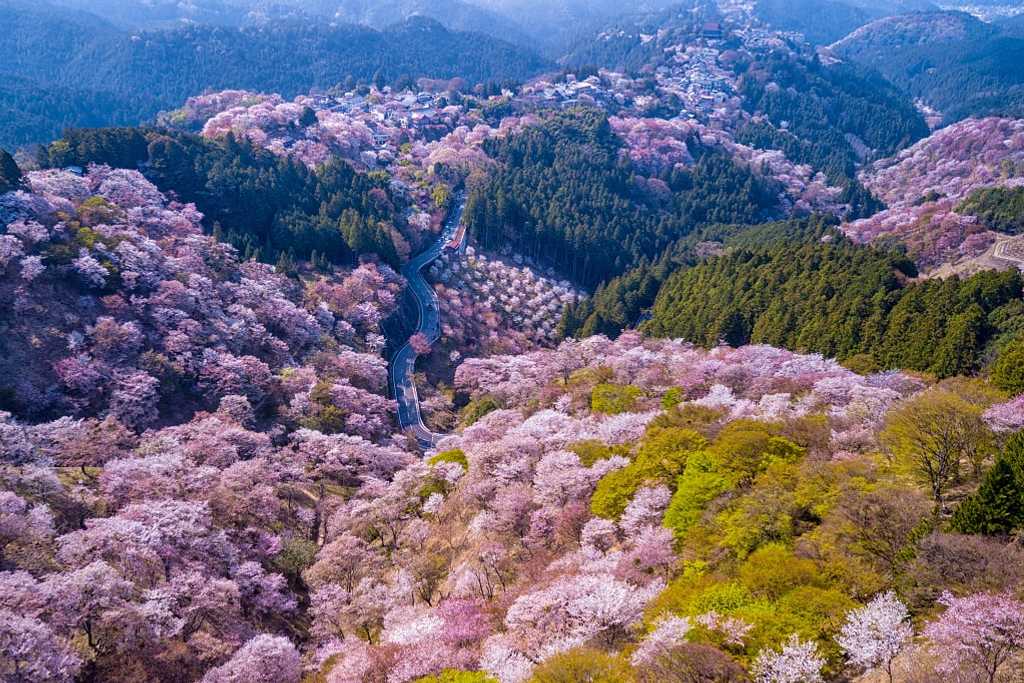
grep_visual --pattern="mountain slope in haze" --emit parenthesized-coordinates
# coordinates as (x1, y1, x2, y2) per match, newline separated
(830, 10, 1024, 122)
(471, 0, 684, 52)
(0, 7, 550, 149)
(46, 0, 254, 28)
(754, 0, 938, 45)
(997, 10, 1024, 32)
(293, 0, 538, 49)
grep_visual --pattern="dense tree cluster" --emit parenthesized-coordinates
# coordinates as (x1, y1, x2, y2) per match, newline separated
(465, 110, 778, 289)
(956, 185, 1024, 236)
(559, 218, 830, 340)
(645, 234, 1024, 377)
(0, 148, 22, 194)
(42, 127, 403, 267)
(0, 165, 401, 435)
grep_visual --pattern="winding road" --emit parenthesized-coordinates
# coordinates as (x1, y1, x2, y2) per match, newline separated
(993, 238, 1024, 270)
(389, 197, 466, 449)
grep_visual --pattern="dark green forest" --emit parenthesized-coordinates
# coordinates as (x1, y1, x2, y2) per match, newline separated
(957, 186, 1024, 236)
(737, 55, 929, 180)
(558, 218, 834, 339)
(644, 235, 1024, 377)
(44, 127, 402, 267)
(464, 109, 779, 289)
(0, 148, 22, 193)
(833, 13, 1024, 123)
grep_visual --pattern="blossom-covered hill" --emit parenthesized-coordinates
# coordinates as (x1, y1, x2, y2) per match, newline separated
(0, 165, 403, 439)
(828, 10, 1024, 123)
(7, 4, 1024, 679)
(843, 117, 1024, 271)
(6, 275, 1024, 682)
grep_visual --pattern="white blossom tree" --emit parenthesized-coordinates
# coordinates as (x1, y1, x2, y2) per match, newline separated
(836, 592, 913, 682)
(753, 635, 825, 683)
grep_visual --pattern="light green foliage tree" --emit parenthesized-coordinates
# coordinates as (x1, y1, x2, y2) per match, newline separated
(661, 387, 685, 410)
(647, 403, 725, 438)
(568, 440, 633, 467)
(428, 449, 469, 470)
(528, 648, 635, 683)
(737, 545, 822, 600)
(663, 450, 733, 541)
(881, 388, 996, 514)
(460, 395, 502, 427)
(591, 384, 645, 415)
(708, 420, 805, 485)
(591, 428, 706, 519)
(990, 338, 1024, 396)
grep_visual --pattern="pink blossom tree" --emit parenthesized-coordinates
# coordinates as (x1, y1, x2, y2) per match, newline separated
(409, 332, 433, 356)
(923, 592, 1024, 683)
(0, 609, 81, 682)
(201, 634, 301, 683)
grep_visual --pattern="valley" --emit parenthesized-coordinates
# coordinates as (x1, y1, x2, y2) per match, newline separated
(3, 1, 1024, 682)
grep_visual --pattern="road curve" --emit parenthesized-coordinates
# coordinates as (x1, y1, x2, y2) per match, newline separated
(993, 238, 1024, 269)
(389, 197, 466, 449)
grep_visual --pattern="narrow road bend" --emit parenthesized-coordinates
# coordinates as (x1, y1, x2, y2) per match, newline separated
(389, 196, 466, 449)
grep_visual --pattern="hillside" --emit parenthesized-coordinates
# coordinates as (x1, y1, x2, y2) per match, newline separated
(754, 0, 937, 45)
(830, 10, 1024, 122)
(644, 231, 1024, 376)
(0, 9, 550, 149)
(7, 2, 1024, 681)
(297, 0, 537, 49)
(844, 116, 1024, 269)
(46, 0, 253, 28)
(472, 0, 683, 51)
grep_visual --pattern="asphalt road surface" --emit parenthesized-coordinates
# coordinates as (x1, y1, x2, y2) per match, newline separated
(388, 197, 466, 449)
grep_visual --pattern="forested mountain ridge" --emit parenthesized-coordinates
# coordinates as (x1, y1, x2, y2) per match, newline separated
(829, 10, 1024, 123)
(753, 0, 938, 45)
(0, 6, 550, 149)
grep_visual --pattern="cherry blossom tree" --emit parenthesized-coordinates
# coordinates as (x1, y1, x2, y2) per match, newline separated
(630, 615, 692, 668)
(0, 609, 81, 682)
(409, 332, 433, 356)
(201, 634, 301, 683)
(753, 635, 825, 683)
(923, 591, 1024, 683)
(0, 491, 54, 567)
(836, 592, 913, 682)
(504, 573, 664, 657)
